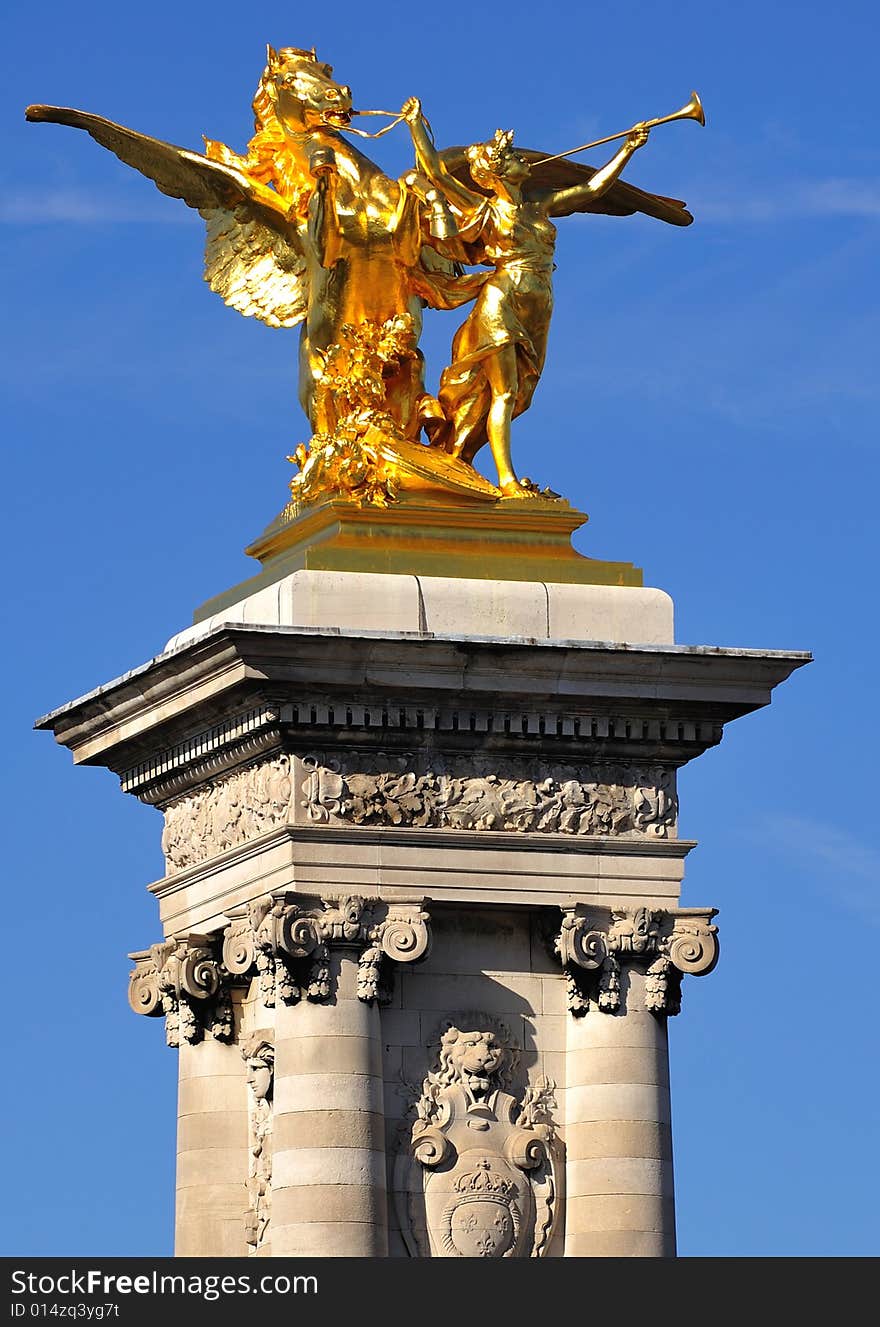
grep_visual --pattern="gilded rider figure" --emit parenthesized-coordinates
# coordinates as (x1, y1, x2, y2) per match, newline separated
(402, 99, 650, 495)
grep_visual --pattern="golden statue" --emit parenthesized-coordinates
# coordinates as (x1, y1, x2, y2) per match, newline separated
(402, 101, 665, 494)
(26, 47, 702, 573)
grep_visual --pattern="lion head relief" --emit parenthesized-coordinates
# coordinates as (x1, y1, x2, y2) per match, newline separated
(432, 1027, 513, 1101)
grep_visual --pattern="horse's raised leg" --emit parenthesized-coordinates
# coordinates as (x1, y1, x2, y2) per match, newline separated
(298, 327, 338, 436)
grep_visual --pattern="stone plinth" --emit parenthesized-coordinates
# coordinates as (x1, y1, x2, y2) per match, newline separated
(38, 570, 808, 1257)
(225, 495, 643, 618)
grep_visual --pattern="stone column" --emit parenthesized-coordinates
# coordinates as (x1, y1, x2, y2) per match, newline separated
(564, 972, 675, 1256)
(272, 946, 388, 1257)
(223, 893, 431, 1257)
(556, 906, 718, 1257)
(128, 936, 248, 1257)
(176, 1016, 249, 1257)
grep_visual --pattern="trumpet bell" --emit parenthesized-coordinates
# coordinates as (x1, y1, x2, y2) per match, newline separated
(683, 90, 706, 127)
(652, 90, 706, 130)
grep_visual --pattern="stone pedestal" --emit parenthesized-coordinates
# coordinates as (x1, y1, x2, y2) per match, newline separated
(40, 567, 807, 1257)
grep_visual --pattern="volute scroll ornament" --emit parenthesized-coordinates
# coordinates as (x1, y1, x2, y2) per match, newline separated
(127, 955, 164, 1018)
(378, 903, 432, 964)
(556, 913, 607, 970)
(556, 906, 719, 1017)
(667, 922, 719, 975)
(127, 935, 233, 1047)
(400, 1027, 560, 1258)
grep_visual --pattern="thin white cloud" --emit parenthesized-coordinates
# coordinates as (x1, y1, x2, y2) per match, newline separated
(765, 816, 880, 926)
(9, 177, 877, 226)
(0, 189, 193, 224)
(692, 177, 880, 222)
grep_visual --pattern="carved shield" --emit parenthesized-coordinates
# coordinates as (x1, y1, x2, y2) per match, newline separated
(429, 1148, 532, 1258)
(401, 1081, 558, 1258)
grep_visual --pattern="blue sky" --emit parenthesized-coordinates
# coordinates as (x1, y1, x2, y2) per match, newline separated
(3, 0, 878, 1257)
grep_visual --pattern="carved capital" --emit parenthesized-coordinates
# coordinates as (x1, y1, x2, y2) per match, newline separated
(357, 900, 431, 1003)
(556, 905, 719, 1018)
(223, 897, 317, 1008)
(221, 893, 431, 1007)
(127, 935, 233, 1047)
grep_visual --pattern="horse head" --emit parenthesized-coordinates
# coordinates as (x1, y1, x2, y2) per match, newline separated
(258, 46, 353, 136)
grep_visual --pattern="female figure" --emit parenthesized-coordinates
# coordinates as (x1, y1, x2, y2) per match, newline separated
(402, 100, 651, 494)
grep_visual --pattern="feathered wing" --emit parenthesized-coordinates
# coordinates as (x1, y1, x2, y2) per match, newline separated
(438, 145, 694, 226)
(200, 202, 307, 329)
(25, 104, 309, 327)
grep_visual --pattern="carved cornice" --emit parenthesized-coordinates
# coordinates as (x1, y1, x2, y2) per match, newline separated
(121, 706, 282, 805)
(113, 693, 717, 814)
(125, 700, 718, 810)
(222, 893, 431, 1007)
(555, 905, 719, 1017)
(127, 934, 233, 1047)
(37, 629, 810, 783)
(274, 701, 718, 746)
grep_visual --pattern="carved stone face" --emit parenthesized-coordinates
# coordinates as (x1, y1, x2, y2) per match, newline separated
(246, 1058, 273, 1101)
(442, 1029, 505, 1097)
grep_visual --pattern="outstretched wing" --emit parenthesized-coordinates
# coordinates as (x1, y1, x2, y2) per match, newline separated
(438, 145, 693, 226)
(25, 104, 309, 327)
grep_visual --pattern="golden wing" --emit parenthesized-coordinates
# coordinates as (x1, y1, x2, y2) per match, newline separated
(438, 145, 694, 226)
(25, 104, 309, 327)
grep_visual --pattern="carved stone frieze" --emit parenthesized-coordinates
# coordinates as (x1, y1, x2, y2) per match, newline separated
(222, 893, 431, 1006)
(242, 1031, 274, 1255)
(301, 752, 678, 839)
(161, 756, 294, 874)
(127, 935, 233, 1047)
(398, 1026, 559, 1258)
(160, 750, 679, 874)
(555, 905, 719, 1017)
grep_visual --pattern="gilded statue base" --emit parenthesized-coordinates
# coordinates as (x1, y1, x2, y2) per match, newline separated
(234, 491, 642, 596)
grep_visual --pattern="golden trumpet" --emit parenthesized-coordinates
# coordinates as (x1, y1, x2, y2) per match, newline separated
(536, 91, 706, 165)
